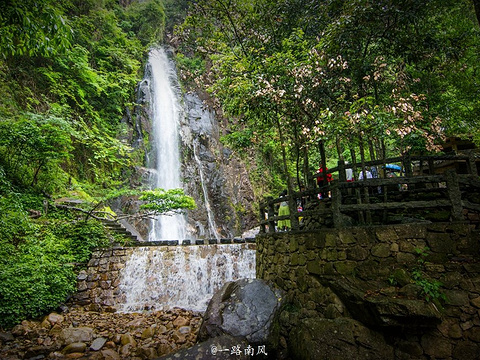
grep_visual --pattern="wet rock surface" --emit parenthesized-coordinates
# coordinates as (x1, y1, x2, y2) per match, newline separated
(0, 307, 202, 360)
(158, 279, 284, 359)
(198, 279, 285, 346)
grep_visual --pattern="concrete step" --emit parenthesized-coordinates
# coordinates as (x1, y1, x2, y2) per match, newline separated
(100, 219, 139, 241)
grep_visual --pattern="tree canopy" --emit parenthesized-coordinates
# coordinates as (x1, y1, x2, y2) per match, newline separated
(177, 0, 480, 193)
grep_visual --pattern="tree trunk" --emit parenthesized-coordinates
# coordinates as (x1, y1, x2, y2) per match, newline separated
(275, 115, 299, 230)
(303, 146, 312, 189)
(359, 135, 366, 180)
(318, 139, 327, 187)
(473, 0, 480, 28)
(31, 160, 45, 186)
(336, 134, 344, 161)
(368, 140, 376, 162)
(296, 144, 301, 192)
(349, 145, 357, 178)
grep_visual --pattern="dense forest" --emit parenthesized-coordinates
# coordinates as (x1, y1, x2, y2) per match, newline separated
(1, 0, 479, 329)
(176, 0, 480, 196)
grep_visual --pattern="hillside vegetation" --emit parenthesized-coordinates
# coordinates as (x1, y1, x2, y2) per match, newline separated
(0, 0, 169, 328)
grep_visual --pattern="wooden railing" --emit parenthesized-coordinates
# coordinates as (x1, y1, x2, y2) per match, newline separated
(259, 154, 480, 233)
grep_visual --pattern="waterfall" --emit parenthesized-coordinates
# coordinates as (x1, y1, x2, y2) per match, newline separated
(115, 47, 256, 314)
(146, 48, 186, 242)
(192, 141, 221, 241)
(117, 244, 256, 313)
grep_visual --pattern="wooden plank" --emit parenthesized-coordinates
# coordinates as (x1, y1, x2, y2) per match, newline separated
(341, 200, 451, 212)
(337, 175, 445, 188)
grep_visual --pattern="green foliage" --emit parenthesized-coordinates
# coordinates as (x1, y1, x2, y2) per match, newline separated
(51, 221, 110, 263)
(178, 0, 480, 192)
(122, 0, 166, 46)
(139, 188, 196, 214)
(0, 194, 110, 329)
(0, 114, 74, 192)
(412, 270, 446, 304)
(413, 247, 447, 304)
(164, 0, 191, 33)
(0, 0, 165, 329)
(0, 0, 72, 58)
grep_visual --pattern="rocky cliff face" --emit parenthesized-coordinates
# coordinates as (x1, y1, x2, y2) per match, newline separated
(180, 92, 257, 239)
(116, 49, 257, 240)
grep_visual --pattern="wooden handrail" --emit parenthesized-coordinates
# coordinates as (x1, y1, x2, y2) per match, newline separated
(314, 153, 478, 177)
(259, 160, 480, 233)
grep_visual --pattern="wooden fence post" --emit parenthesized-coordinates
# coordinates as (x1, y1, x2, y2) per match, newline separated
(288, 195, 299, 230)
(338, 160, 347, 183)
(468, 152, 478, 176)
(445, 169, 463, 221)
(259, 203, 266, 234)
(266, 197, 276, 233)
(404, 153, 413, 177)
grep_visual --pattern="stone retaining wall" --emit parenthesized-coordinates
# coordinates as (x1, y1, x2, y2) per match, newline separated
(256, 222, 480, 359)
(72, 242, 256, 312)
(73, 246, 128, 310)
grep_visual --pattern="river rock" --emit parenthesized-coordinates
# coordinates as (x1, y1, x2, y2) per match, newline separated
(90, 337, 107, 351)
(173, 316, 189, 327)
(198, 278, 285, 347)
(63, 342, 87, 354)
(0, 331, 14, 342)
(101, 348, 121, 360)
(120, 333, 137, 346)
(156, 334, 250, 360)
(47, 313, 65, 325)
(60, 327, 94, 345)
(141, 327, 155, 339)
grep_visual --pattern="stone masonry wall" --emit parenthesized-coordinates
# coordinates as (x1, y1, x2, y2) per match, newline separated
(71, 242, 256, 312)
(256, 222, 480, 359)
(72, 246, 128, 311)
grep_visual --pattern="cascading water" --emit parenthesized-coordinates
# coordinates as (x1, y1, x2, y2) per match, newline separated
(116, 47, 256, 313)
(118, 244, 256, 312)
(147, 47, 186, 241)
(192, 141, 221, 241)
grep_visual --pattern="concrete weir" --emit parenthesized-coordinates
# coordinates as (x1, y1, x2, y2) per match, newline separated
(72, 242, 256, 313)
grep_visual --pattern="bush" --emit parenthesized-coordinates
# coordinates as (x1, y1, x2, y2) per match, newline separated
(0, 217, 109, 329)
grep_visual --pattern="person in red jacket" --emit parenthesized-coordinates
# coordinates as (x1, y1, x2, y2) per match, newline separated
(316, 162, 332, 186)
(316, 162, 332, 198)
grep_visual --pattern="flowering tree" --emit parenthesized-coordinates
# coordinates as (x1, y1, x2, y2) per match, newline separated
(178, 0, 480, 192)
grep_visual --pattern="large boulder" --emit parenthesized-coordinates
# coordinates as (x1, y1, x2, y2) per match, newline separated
(198, 278, 285, 348)
(155, 279, 285, 359)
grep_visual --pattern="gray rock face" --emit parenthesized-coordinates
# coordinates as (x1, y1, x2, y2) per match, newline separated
(289, 317, 395, 360)
(317, 275, 442, 329)
(198, 279, 285, 346)
(90, 337, 107, 351)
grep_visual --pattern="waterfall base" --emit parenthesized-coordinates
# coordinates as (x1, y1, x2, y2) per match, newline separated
(117, 244, 256, 313)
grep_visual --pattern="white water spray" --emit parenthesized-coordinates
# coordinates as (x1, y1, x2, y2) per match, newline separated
(118, 244, 256, 312)
(116, 47, 256, 314)
(147, 48, 186, 241)
(192, 141, 221, 241)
